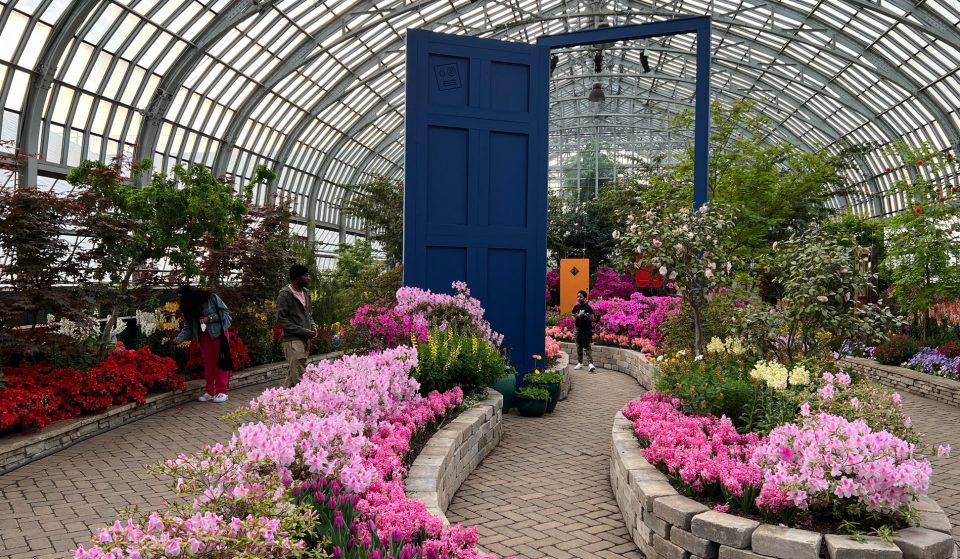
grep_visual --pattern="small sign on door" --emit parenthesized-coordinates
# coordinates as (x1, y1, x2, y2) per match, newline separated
(434, 63, 462, 90)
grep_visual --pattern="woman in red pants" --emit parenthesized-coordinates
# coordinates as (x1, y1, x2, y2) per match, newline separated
(174, 286, 233, 402)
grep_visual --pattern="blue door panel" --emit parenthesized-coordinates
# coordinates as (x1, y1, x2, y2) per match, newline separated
(405, 29, 547, 377)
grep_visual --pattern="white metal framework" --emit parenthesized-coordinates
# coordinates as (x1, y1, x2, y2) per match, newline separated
(1, 0, 958, 228)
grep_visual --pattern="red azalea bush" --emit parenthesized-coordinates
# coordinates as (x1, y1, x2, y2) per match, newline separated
(937, 340, 960, 359)
(874, 334, 920, 365)
(0, 346, 182, 434)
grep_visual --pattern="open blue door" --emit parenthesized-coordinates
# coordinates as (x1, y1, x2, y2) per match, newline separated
(404, 30, 548, 377)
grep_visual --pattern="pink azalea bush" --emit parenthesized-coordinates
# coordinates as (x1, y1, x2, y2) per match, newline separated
(76, 347, 495, 559)
(590, 266, 636, 300)
(752, 412, 932, 516)
(622, 392, 762, 507)
(553, 294, 679, 352)
(349, 282, 503, 353)
(623, 389, 938, 525)
(544, 335, 561, 361)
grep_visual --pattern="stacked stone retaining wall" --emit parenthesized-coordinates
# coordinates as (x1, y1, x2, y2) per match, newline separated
(405, 390, 504, 524)
(841, 357, 960, 408)
(559, 341, 658, 389)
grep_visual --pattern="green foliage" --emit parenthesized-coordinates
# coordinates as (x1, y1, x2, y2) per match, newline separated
(311, 240, 399, 327)
(560, 138, 623, 204)
(873, 334, 919, 366)
(658, 291, 757, 355)
(666, 99, 853, 257)
(526, 370, 563, 384)
(738, 231, 903, 363)
(411, 328, 504, 395)
(655, 352, 757, 426)
(546, 191, 620, 268)
(342, 177, 404, 263)
(66, 158, 252, 348)
(515, 385, 550, 401)
(881, 143, 960, 341)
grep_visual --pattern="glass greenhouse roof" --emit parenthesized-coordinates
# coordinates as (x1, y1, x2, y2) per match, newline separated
(1, 0, 958, 225)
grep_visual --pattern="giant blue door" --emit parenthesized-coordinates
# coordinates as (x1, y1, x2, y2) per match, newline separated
(404, 30, 547, 377)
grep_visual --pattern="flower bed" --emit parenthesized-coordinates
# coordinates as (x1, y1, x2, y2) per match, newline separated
(75, 346, 496, 559)
(0, 352, 342, 476)
(0, 346, 183, 434)
(548, 293, 679, 353)
(841, 356, 960, 408)
(610, 411, 955, 559)
(595, 344, 954, 558)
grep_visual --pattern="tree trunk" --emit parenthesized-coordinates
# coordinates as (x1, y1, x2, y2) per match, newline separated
(692, 305, 703, 356)
(99, 260, 137, 355)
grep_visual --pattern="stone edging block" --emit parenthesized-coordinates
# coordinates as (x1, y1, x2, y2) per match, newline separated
(405, 389, 504, 527)
(600, 344, 956, 559)
(0, 351, 343, 475)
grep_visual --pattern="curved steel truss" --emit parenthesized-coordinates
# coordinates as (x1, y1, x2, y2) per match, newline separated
(1, 0, 958, 227)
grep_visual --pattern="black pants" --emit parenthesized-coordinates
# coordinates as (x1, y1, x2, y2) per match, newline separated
(576, 340, 593, 365)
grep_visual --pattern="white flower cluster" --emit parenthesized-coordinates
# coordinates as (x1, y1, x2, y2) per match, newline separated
(46, 314, 98, 341)
(705, 336, 746, 355)
(749, 360, 811, 390)
(136, 309, 160, 336)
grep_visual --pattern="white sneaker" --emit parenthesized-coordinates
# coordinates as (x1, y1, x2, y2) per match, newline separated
(574, 363, 583, 370)
(588, 363, 596, 372)
(212, 393, 229, 403)
(198, 393, 213, 402)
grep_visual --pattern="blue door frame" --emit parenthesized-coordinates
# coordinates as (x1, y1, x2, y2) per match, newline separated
(404, 18, 711, 380)
(537, 16, 712, 208)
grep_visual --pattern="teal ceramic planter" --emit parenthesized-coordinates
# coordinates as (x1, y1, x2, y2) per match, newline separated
(515, 396, 548, 417)
(490, 372, 517, 412)
(535, 381, 561, 412)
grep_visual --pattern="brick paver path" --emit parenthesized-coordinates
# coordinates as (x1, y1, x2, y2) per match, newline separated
(446, 368, 643, 559)
(0, 381, 282, 559)
(900, 392, 960, 544)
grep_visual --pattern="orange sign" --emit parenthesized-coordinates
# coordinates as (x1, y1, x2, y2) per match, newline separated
(560, 258, 590, 315)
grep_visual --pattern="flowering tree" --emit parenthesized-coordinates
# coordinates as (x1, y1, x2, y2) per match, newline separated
(739, 231, 903, 364)
(881, 143, 960, 341)
(615, 204, 735, 354)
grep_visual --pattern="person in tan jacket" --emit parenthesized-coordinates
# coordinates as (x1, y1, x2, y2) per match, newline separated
(276, 264, 317, 387)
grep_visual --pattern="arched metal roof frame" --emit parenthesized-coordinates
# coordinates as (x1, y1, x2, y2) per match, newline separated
(2, 0, 959, 224)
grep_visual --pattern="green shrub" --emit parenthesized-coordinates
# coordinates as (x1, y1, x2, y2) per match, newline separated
(412, 328, 504, 394)
(516, 386, 549, 400)
(873, 334, 919, 365)
(526, 370, 563, 384)
(655, 352, 757, 423)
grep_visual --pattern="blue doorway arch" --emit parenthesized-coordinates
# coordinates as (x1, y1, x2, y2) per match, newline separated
(404, 19, 711, 378)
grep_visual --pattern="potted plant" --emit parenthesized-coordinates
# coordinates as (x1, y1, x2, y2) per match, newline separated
(514, 386, 549, 417)
(490, 351, 517, 412)
(526, 364, 564, 413)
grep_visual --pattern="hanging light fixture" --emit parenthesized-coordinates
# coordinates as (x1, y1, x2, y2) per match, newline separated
(640, 50, 651, 73)
(550, 54, 559, 75)
(588, 82, 605, 103)
(593, 51, 603, 73)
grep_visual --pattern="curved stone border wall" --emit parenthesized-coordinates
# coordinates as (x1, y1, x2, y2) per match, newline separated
(555, 350, 572, 400)
(841, 356, 960, 408)
(405, 390, 504, 524)
(559, 341, 657, 389)
(612, 411, 955, 559)
(0, 351, 342, 475)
